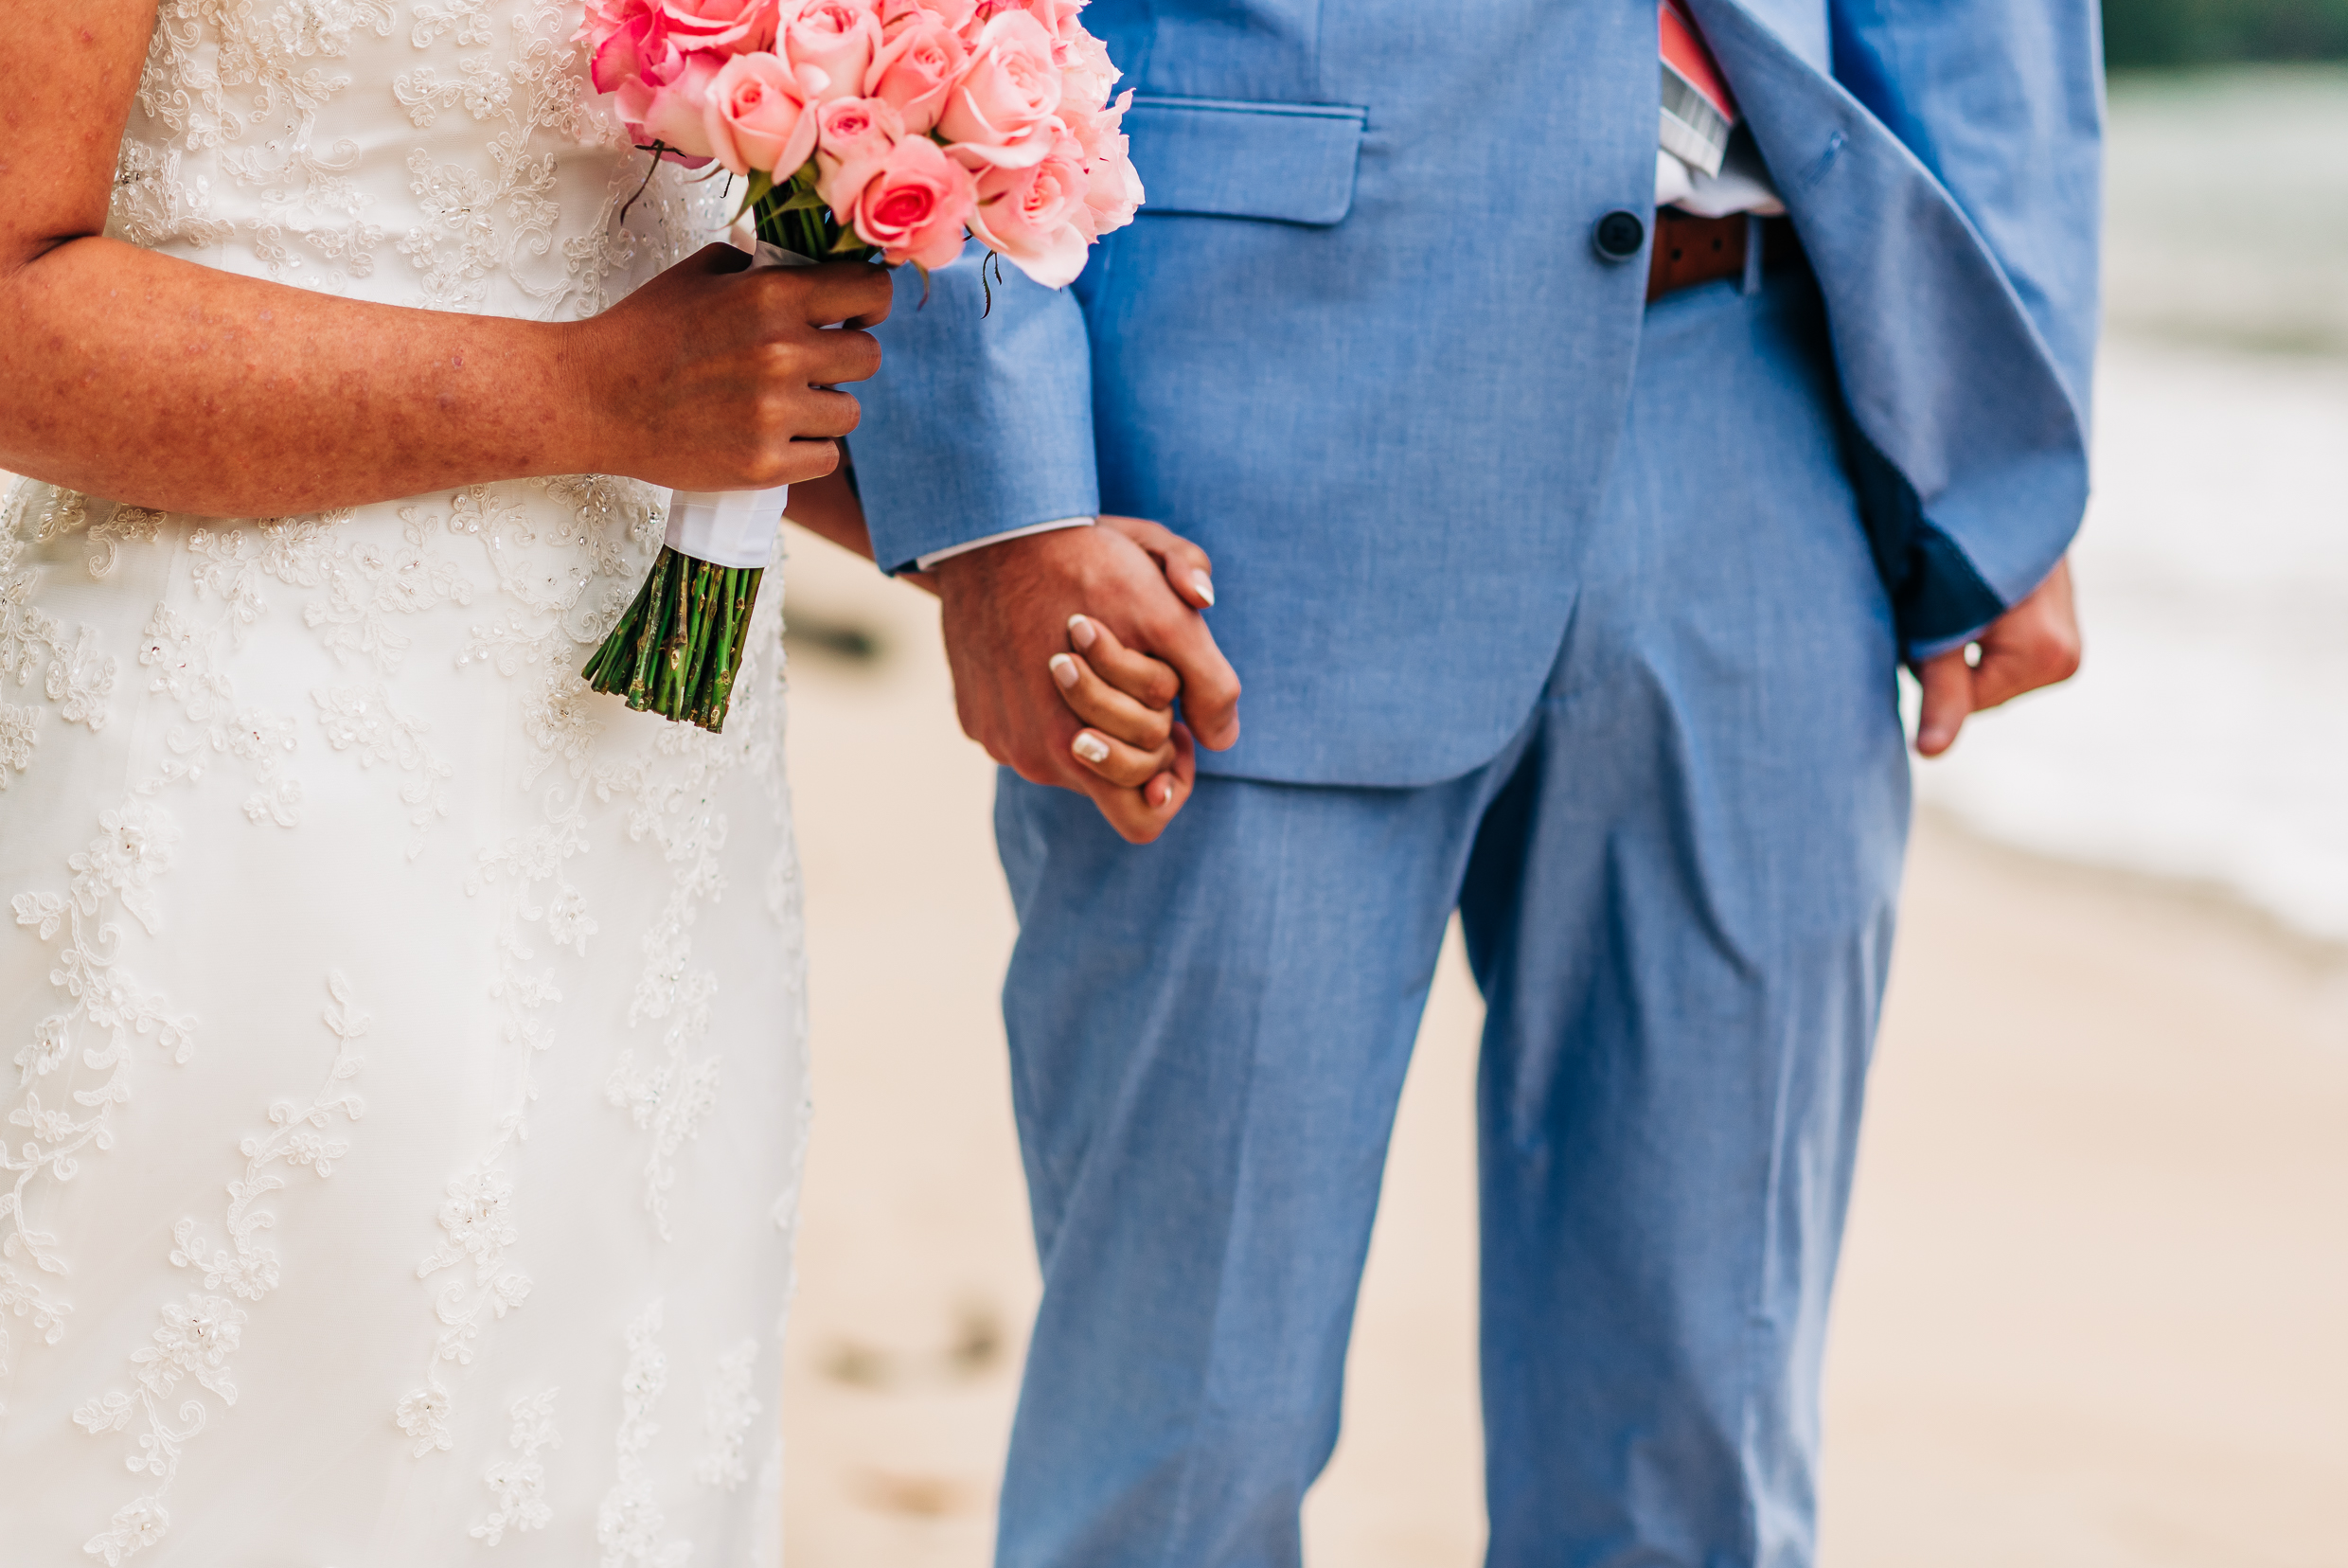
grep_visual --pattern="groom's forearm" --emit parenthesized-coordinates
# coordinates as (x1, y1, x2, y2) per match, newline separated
(784, 467, 876, 561)
(785, 466, 943, 595)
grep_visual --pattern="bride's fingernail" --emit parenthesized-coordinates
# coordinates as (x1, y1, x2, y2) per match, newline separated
(1072, 732, 1111, 765)
(1191, 571, 1216, 607)
(1067, 614, 1097, 651)
(1049, 653, 1079, 690)
(1151, 775, 1172, 807)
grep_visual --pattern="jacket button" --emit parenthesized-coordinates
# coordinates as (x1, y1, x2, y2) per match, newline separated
(1592, 208, 1646, 262)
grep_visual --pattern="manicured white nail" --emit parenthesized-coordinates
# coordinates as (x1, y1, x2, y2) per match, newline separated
(1151, 776, 1172, 807)
(1190, 570, 1215, 607)
(1067, 614, 1097, 650)
(1049, 653, 1079, 689)
(1072, 732, 1110, 765)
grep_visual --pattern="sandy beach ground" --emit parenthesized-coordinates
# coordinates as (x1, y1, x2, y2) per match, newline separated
(772, 526, 2348, 1568)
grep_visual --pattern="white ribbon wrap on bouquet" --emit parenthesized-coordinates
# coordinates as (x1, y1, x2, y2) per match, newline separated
(662, 241, 818, 572)
(661, 485, 792, 569)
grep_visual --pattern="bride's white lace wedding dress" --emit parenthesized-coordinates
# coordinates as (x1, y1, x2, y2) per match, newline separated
(0, 4, 809, 1563)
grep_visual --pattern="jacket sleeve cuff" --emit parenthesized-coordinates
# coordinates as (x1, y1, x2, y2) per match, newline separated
(849, 245, 1102, 574)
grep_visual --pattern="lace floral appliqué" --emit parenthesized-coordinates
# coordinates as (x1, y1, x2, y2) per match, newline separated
(596, 1300, 691, 1568)
(695, 1338, 761, 1490)
(74, 973, 368, 1566)
(3, 803, 199, 1412)
(113, 0, 720, 314)
(472, 1386, 561, 1544)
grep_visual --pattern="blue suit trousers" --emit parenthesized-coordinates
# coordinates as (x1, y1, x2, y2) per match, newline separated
(990, 271, 1912, 1568)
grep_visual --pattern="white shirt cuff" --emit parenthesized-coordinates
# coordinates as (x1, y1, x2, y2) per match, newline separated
(915, 516, 1094, 572)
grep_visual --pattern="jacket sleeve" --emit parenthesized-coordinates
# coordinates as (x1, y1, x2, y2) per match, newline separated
(1692, 0, 2102, 655)
(1826, 0, 2104, 422)
(846, 242, 1102, 575)
(1827, 0, 2103, 653)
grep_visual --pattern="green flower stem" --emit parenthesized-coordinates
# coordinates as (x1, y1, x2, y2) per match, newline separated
(581, 547, 768, 733)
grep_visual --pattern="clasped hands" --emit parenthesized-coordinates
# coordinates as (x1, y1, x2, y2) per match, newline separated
(929, 516, 1238, 845)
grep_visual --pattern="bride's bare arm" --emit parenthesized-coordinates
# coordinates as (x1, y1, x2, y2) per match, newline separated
(0, 0, 891, 518)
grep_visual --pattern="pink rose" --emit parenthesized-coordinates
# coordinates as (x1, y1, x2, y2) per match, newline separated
(1062, 89, 1139, 238)
(863, 15, 968, 133)
(783, 0, 884, 103)
(1080, 144, 1142, 240)
(703, 51, 825, 175)
(588, 0, 683, 93)
(968, 135, 1090, 286)
(617, 52, 725, 160)
(660, 0, 778, 53)
(837, 134, 978, 269)
(1058, 87, 1113, 159)
(814, 96, 905, 204)
(1053, 25, 1117, 112)
(935, 9, 1061, 167)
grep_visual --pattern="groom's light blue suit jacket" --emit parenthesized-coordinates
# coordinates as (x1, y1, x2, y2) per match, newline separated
(850, 0, 2103, 788)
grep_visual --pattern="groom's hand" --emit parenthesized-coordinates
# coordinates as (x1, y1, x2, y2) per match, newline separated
(1914, 557, 2081, 757)
(931, 522, 1241, 844)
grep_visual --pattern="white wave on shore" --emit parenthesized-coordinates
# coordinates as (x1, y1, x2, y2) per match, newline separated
(1912, 336, 2348, 938)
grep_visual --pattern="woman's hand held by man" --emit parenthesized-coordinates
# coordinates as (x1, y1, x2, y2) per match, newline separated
(930, 514, 1239, 846)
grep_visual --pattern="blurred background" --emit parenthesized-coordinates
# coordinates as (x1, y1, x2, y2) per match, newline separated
(774, 10, 2348, 1564)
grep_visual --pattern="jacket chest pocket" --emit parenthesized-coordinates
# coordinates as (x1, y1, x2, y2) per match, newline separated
(1124, 96, 1368, 226)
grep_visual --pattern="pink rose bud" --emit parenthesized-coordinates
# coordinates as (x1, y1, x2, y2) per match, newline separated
(863, 14, 968, 134)
(936, 9, 1062, 168)
(841, 134, 979, 270)
(783, 0, 884, 103)
(968, 136, 1090, 287)
(704, 50, 826, 175)
(814, 96, 907, 205)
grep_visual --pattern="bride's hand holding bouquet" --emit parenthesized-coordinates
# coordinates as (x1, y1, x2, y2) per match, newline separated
(578, 0, 1146, 731)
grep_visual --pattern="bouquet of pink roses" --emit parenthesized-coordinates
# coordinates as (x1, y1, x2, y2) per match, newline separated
(579, 0, 1144, 730)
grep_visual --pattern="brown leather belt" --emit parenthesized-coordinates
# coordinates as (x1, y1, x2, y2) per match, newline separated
(1646, 210, 1803, 302)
